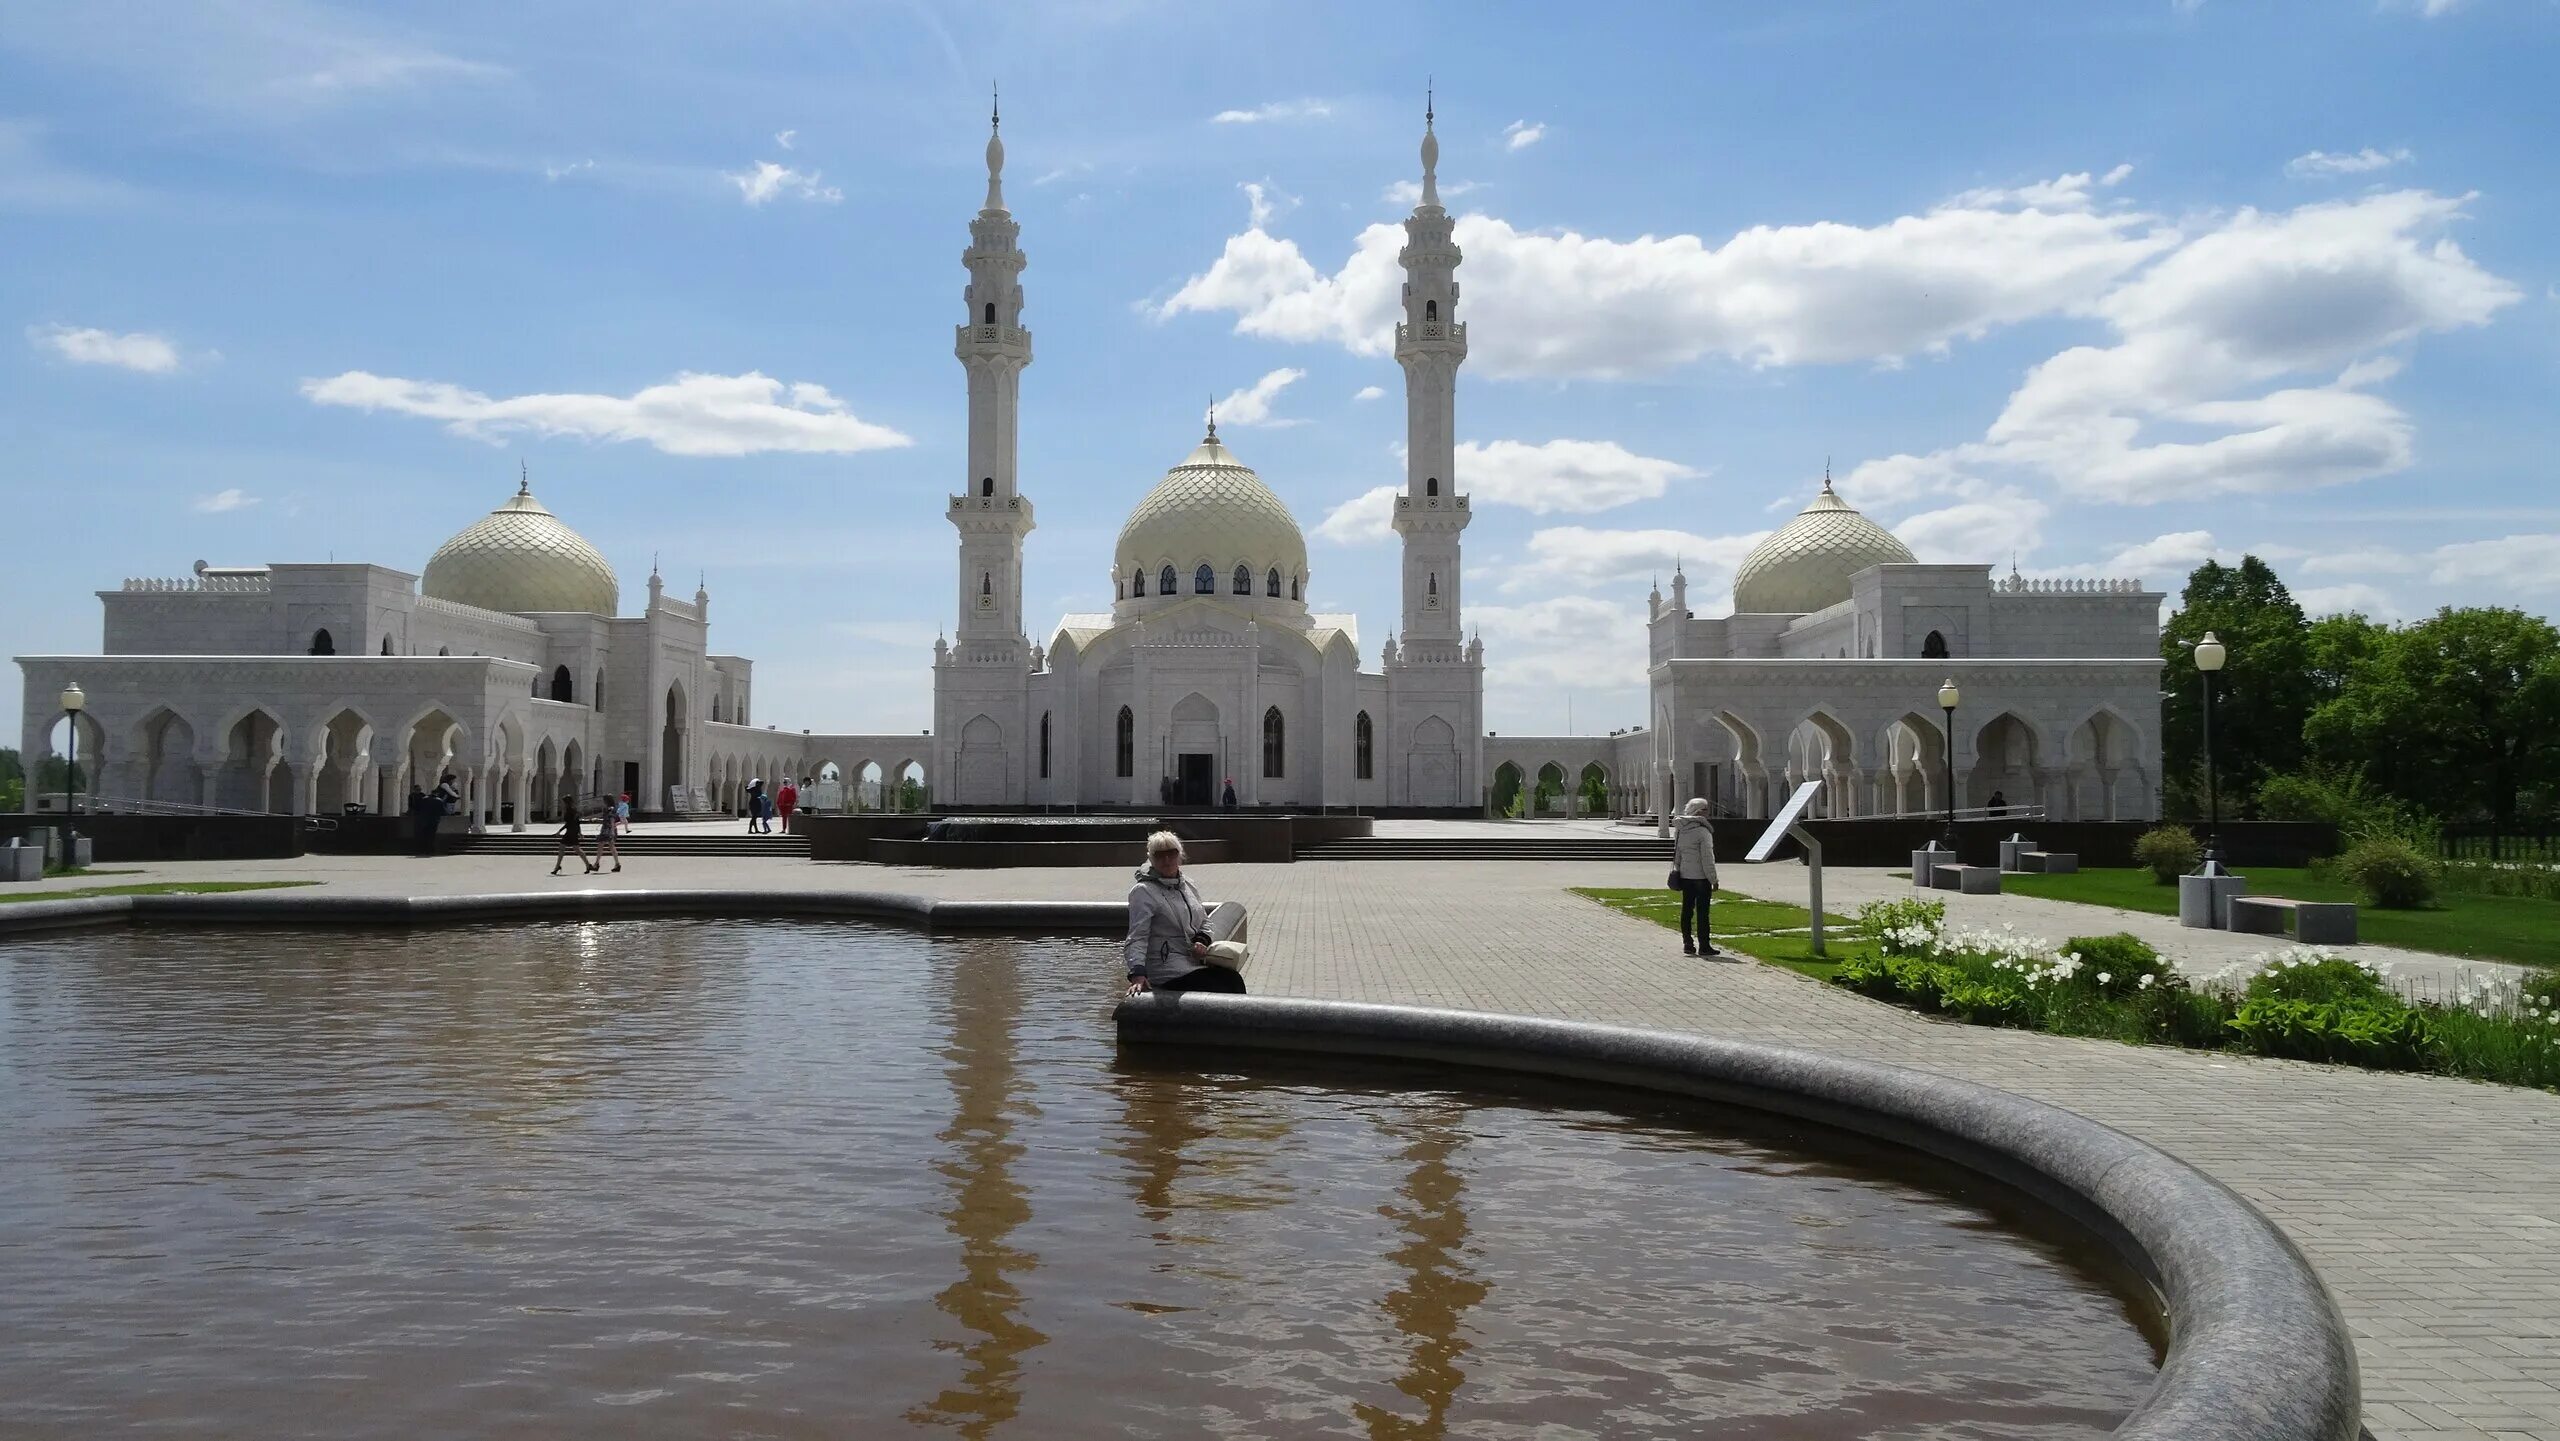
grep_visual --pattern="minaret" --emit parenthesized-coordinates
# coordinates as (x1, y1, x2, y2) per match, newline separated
(1392, 90, 1471, 650)
(949, 89, 1034, 647)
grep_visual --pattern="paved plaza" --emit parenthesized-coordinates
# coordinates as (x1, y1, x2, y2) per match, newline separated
(9, 844, 2557, 1441)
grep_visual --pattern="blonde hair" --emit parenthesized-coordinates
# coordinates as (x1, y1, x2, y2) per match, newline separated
(1681, 797, 1712, 818)
(1145, 830, 1185, 859)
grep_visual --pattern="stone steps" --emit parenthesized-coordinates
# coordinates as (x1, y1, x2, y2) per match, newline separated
(1294, 836, 1673, 862)
(451, 834, 811, 858)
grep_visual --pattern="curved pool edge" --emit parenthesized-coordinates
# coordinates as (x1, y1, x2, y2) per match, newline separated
(1116, 992, 2360, 1441)
(0, 888, 1132, 935)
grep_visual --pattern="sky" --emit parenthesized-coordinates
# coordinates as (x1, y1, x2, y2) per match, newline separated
(5, 0, 2556, 751)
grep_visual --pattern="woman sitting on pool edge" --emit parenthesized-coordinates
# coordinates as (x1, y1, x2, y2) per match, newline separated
(1125, 830, 1245, 996)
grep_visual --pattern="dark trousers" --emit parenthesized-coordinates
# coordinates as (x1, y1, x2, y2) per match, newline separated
(414, 815, 437, 856)
(1162, 966, 1247, 995)
(1679, 879, 1712, 948)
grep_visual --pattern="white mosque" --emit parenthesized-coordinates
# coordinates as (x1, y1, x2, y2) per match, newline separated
(14, 102, 2163, 828)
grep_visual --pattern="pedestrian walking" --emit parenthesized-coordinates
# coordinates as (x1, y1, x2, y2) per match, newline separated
(744, 778, 766, 833)
(592, 795, 623, 873)
(1672, 797, 1720, 956)
(551, 794, 598, 875)
(615, 793, 632, 835)
(777, 776, 799, 831)
(407, 784, 435, 856)
(1221, 777, 1237, 810)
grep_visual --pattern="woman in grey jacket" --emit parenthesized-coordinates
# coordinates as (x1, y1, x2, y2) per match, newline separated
(1673, 798, 1720, 956)
(1125, 831, 1246, 996)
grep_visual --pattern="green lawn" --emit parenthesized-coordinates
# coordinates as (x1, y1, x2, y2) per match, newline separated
(1574, 887, 1854, 982)
(2004, 867, 2560, 971)
(0, 881, 319, 906)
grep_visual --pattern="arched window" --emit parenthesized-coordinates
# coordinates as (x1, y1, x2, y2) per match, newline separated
(1115, 575, 1124, 601)
(1429, 572, 1438, 596)
(1922, 630, 1950, 659)
(1355, 711, 1374, 781)
(1290, 573, 1301, 601)
(1425, 299, 1438, 321)
(380, 635, 393, 656)
(309, 628, 334, 656)
(1193, 563, 1215, 594)
(980, 476, 994, 496)
(1426, 477, 1438, 497)
(550, 665, 573, 703)
(593, 670, 606, 711)
(1115, 707, 1134, 777)
(1038, 712, 1051, 779)
(1233, 563, 1252, 595)
(438, 646, 451, 657)
(1267, 567, 1282, 597)
(981, 572, 993, 597)
(1261, 706, 1285, 779)
(982, 302, 995, 324)
(1158, 565, 1178, 596)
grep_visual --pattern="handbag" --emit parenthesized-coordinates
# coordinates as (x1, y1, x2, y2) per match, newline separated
(1668, 868, 1684, 891)
(1204, 940, 1249, 970)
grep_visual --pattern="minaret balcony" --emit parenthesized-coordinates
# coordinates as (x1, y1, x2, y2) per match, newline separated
(1393, 320, 1468, 351)
(948, 493, 1037, 531)
(953, 323, 1032, 361)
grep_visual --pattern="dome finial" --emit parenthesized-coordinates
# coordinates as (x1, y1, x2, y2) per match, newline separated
(518, 460, 529, 497)
(1205, 396, 1217, 442)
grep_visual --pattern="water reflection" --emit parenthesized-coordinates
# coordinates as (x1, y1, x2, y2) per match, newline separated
(908, 938, 1046, 1436)
(1355, 1105, 1488, 1441)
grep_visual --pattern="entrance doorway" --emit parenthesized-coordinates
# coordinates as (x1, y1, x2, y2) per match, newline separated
(1176, 753, 1215, 806)
(623, 761, 640, 807)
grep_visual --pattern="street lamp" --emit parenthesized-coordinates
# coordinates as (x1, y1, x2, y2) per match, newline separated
(1937, 677, 1961, 854)
(2192, 631, 2227, 875)
(60, 682, 84, 860)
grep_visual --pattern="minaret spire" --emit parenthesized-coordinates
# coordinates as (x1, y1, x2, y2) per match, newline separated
(983, 85, 1006, 212)
(1393, 87, 1469, 647)
(951, 91, 1034, 650)
(1420, 83, 1440, 209)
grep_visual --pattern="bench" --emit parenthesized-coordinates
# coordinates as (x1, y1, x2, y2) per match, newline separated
(2018, 851, 2078, 874)
(2227, 896, 2358, 945)
(1930, 863, 2003, 895)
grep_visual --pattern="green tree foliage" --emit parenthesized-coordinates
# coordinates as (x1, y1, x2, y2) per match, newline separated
(2305, 606, 2560, 830)
(2161, 556, 2309, 817)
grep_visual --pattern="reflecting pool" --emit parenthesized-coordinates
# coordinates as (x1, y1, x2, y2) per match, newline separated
(0, 921, 2158, 1438)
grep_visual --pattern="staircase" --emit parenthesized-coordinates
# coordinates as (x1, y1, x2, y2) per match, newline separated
(1293, 833, 1673, 863)
(451, 831, 811, 858)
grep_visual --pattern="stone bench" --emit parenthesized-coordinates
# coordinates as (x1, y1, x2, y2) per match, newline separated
(2018, 851, 2078, 874)
(1930, 863, 2003, 895)
(2228, 896, 2358, 946)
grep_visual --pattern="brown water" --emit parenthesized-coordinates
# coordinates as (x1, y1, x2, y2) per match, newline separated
(0, 921, 2158, 1439)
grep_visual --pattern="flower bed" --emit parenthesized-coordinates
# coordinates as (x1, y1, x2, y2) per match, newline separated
(1834, 898, 2560, 1091)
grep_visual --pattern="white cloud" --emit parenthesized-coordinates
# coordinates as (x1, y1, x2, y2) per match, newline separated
(1313, 486, 1399, 545)
(727, 161, 841, 206)
(1352, 385, 1385, 402)
(2297, 544, 2423, 577)
(1211, 99, 1333, 125)
(1382, 177, 1478, 207)
(1858, 189, 2519, 505)
(1893, 495, 2050, 563)
(1155, 172, 2178, 378)
(1498, 525, 1768, 596)
(28, 323, 181, 373)
(2287, 147, 2412, 179)
(1457, 438, 1699, 514)
(300, 370, 912, 456)
(0, 5, 506, 119)
(192, 488, 258, 513)
(1472, 595, 1653, 692)
(774, 129, 797, 151)
(2100, 529, 2219, 576)
(2294, 582, 2402, 618)
(1502, 120, 1546, 151)
(1213, 367, 1306, 427)
(2428, 534, 2560, 592)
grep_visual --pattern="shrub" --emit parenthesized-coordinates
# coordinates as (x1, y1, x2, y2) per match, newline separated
(2438, 860, 2560, 902)
(2132, 825, 2201, 885)
(1940, 980, 2033, 1027)
(2338, 835, 2440, 909)
(2244, 951, 2391, 1005)
(1854, 897, 1945, 955)
(2064, 934, 2160, 986)
(2227, 996, 2438, 1071)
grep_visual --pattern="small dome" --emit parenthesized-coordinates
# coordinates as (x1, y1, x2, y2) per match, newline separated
(1113, 427, 1309, 594)
(1731, 480, 1915, 614)
(421, 482, 620, 616)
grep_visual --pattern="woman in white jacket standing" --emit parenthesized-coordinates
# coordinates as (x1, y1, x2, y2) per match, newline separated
(1673, 798, 1720, 957)
(1125, 831, 1246, 996)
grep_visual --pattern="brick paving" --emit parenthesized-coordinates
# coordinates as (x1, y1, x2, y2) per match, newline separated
(9, 847, 2557, 1440)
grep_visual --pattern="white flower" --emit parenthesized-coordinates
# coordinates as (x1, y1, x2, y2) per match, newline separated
(2097, 972, 2113, 986)
(2139, 974, 2156, 990)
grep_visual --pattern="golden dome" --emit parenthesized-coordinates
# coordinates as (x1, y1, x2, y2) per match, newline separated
(421, 482, 620, 616)
(1730, 480, 1915, 615)
(1113, 426, 1309, 595)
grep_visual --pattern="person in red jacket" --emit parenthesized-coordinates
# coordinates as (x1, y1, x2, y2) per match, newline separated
(776, 776, 799, 831)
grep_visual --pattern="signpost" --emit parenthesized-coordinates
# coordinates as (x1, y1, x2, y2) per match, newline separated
(1745, 780, 1829, 956)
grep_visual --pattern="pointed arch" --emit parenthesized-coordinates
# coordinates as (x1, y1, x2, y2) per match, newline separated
(1038, 711, 1051, 780)
(1115, 706, 1135, 778)
(1158, 565, 1177, 596)
(1266, 566, 1282, 597)
(1193, 563, 1215, 594)
(1233, 563, 1252, 595)
(1261, 706, 1284, 779)
(1921, 629, 1950, 659)
(309, 628, 335, 656)
(1354, 710, 1374, 781)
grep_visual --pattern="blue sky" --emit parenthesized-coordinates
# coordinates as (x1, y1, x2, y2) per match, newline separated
(6, 0, 2556, 749)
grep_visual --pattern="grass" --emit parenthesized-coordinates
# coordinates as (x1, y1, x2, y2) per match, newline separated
(2003, 866, 2560, 971)
(1574, 887, 1854, 981)
(0, 881, 319, 906)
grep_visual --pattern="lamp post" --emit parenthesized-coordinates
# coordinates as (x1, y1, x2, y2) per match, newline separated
(60, 682, 84, 862)
(1937, 677, 1960, 854)
(2193, 631, 2226, 875)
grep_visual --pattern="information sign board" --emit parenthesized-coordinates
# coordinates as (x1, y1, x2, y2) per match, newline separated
(1745, 780, 1825, 862)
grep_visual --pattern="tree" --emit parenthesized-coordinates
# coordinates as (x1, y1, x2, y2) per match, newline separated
(2162, 556, 2310, 817)
(2307, 607, 2560, 830)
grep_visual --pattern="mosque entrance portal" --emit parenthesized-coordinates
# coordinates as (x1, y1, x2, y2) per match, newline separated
(1176, 753, 1215, 806)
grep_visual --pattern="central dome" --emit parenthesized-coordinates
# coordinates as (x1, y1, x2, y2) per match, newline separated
(421, 482, 621, 617)
(1730, 480, 1915, 615)
(1113, 427, 1309, 595)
